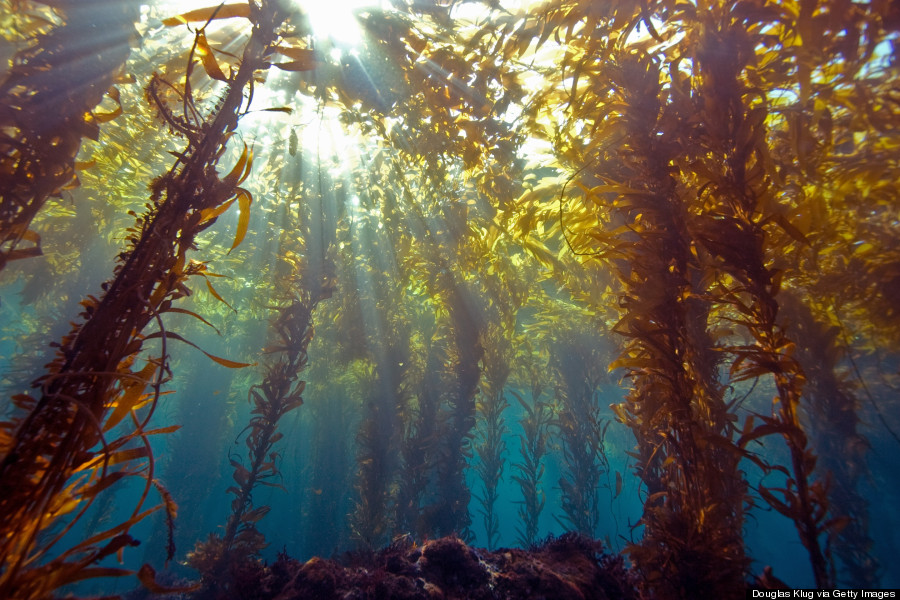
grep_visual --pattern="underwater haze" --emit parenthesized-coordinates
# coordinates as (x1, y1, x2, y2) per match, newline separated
(1, 0, 899, 598)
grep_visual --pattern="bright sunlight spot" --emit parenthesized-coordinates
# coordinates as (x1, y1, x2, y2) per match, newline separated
(296, 0, 381, 46)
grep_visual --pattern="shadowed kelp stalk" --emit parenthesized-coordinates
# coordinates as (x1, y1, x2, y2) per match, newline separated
(188, 185, 337, 598)
(0, 0, 139, 270)
(779, 292, 877, 587)
(0, 1, 287, 597)
(511, 377, 552, 548)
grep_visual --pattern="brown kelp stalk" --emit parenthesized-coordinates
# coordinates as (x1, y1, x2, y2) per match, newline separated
(585, 49, 748, 598)
(351, 343, 411, 548)
(433, 276, 484, 540)
(551, 330, 609, 538)
(687, 18, 831, 587)
(510, 374, 552, 548)
(350, 234, 413, 548)
(202, 279, 331, 570)
(0, 0, 139, 270)
(395, 276, 484, 541)
(779, 292, 877, 587)
(190, 142, 338, 590)
(396, 321, 447, 538)
(0, 2, 286, 597)
(473, 322, 511, 550)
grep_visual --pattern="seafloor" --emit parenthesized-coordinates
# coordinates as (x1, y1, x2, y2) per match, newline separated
(126, 533, 789, 600)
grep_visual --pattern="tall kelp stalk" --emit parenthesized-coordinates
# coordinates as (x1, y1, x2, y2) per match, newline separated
(0, 1, 291, 596)
(187, 251, 333, 595)
(779, 292, 877, 586)
(189, 116, 338, 593)
(417, 270, 485, 541)
(351, 342, 411, 548)
(474, 322, 512, 550)
(551, 327, 609, 538)
(396, 320, 447, 539)
(531, 38, 749, 596)
(0, 0, 138, 270)
(683, 7, 832, 586)
(349, 206, 414, 549)
(599, 49, 748, 599)
(510, 339, 553, 548)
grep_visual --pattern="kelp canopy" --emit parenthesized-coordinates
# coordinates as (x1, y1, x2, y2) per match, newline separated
(0, 0, 898, 598)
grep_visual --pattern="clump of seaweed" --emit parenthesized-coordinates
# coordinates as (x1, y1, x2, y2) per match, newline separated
(511, 380, 552, 548)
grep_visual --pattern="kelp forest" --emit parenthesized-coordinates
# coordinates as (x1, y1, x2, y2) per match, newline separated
(0, 0, 898, 598)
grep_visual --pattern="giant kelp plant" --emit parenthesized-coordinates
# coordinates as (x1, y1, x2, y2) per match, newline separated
(0, 0, 898, 598)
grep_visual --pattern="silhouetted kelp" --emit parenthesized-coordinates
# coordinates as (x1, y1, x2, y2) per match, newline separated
(510, 378, 552, 549)
(780, 291, 877, 586)
(188, 114, 338, 596)
(0, 0, 139, 271)
(0, 1, 288, 596)
(551, 329, 611, 539)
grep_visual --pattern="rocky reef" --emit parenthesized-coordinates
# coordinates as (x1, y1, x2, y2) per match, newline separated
(168, 533, 639, 600)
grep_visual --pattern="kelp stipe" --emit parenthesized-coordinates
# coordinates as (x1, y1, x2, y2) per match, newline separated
(349, 220, 413, 549)
(189, 116, 339, 600)
(351, 342, 411, 548)
(551, 328, 610, 538)
(407, 274, 485, 541)
(779, 292, 876, 586)
(0, 0, 139, 270)
(474, 322, 512, 550)
(187, 273, 332, 595)
(510, 380, 552, 548)
(548, 41, 749, 597)
(0, 0, 284, 595)
(685, 14, 832, 587)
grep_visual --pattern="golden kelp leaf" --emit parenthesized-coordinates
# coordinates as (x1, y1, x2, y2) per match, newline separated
(162, 3, 251, 26)
(106, 447, 150, 467)
(199, 196, 236, 225)
(90, 106, 122, 124)
(103, 361, 159, 433)
(142, 425, 182, 436)
(196, 32, 228, 81)
(229, 187, 252, 253)
(67, 507, 157, 556)
(145, 331, 255, 368)
(204, 277, 236, 312)
(224, 144, 252, 185)
(273, 55, 318, 71)
(163, 307, 222, 334)
(274, 46, 318, 71)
